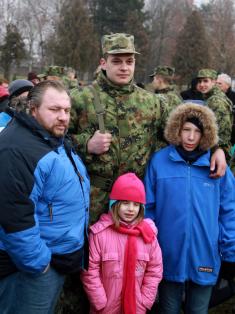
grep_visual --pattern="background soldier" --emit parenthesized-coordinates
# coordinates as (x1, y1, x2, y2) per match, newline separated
(196, 68, 233, 156)
(149, 65, 182, 111)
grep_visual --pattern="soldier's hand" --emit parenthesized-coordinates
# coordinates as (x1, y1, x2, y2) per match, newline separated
(210, 148, 226, 178)
(87, 130, 112, 154)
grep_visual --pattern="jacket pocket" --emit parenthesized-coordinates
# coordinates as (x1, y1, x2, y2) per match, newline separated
(136, 252, 149, 277)
(101, 252, 121, 278)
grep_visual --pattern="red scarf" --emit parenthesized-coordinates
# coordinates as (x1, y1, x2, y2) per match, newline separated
(112, 220, 155, 314)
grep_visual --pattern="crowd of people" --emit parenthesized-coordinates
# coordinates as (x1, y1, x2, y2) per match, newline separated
(0, 32, 235, 314)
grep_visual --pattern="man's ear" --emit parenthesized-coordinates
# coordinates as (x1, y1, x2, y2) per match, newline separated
(29, 104, 37, 116)
(100, 58, 107, 71)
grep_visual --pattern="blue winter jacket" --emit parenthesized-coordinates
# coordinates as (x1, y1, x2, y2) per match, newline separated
(144, 145, 235, 285)
(0, 112, 90, 277)
(0, 111, 11, 132)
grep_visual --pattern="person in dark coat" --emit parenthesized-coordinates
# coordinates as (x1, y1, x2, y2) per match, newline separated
(216, 73, 235, 144)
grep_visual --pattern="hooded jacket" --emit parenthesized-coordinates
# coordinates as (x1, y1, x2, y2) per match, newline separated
(144, 103, 235, 285)
(81, 213, 163, 313)
(0, 111, 90, 277)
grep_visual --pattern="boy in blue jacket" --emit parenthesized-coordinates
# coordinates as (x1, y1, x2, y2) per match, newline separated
(145, 103, 235, 314)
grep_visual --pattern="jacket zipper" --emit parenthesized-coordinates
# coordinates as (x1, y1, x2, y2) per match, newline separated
(48, 203, 53, 221)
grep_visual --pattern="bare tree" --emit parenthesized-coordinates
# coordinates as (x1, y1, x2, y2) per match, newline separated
(201, 0, 235, 74)
(144, 0, 193, 77)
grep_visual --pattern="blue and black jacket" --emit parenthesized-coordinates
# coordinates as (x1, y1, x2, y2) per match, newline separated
(0, 111, 90, 278)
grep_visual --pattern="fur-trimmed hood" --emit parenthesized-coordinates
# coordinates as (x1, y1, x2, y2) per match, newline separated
(164, 103, 218, 151)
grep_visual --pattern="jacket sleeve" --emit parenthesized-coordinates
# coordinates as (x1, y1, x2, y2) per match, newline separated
(70, 87, 97, 161)
(207, 96, 232, 150)
(80, 232, 107, 311)
(144, 156, 157, 222)
(0, 148, 51, 273)
(219, 167, 235, 262)
(141, 236, 163, 309)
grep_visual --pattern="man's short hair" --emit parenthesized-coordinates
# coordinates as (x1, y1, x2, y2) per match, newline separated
(27, 80, 68, 109)
(217, 73, 232, 86)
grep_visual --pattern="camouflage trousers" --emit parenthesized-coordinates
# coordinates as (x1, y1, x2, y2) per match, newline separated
(89, 185, 110, 225)
(55, 273, 89, 314)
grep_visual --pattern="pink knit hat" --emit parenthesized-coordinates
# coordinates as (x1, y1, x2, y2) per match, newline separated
(109, 173, 146, 205)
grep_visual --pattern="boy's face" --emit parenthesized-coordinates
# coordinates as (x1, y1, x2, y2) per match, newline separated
(118, 201, 140, 223)
(100, 54, 135, 86)
(180, 122, 202, 151)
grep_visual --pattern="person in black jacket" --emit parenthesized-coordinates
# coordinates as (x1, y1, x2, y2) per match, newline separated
(181, 77, 204, 101)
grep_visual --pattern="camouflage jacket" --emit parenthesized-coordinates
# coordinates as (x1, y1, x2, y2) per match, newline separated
(155, 85, 182, 112)
(70, 71, 168, 182)
(62, 76, 78, 90)
(203, 86, 233, 149)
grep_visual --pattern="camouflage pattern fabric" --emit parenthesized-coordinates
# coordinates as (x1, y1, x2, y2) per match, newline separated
(101, 33, 139, 55)
(197, 68, 218, 80)
(150, 66, 175, 77)
(62, 76, 78, 90)
(46, 65, 64, 77)
(70, 70, 168, 224)
(203, 85, 233, 155)
(155, 85, 182, 112)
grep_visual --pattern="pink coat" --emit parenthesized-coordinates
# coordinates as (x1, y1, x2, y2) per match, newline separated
(81, 213, 163, 314)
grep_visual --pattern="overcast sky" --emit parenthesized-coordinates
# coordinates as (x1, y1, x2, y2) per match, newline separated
(194, 0, 210, 6)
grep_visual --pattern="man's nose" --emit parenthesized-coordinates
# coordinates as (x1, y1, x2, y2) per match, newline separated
(58, 110, 69, 120)
(120, 62, 128, 70)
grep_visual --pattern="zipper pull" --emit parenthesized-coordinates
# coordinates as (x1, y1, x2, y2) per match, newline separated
(48, 203, 53, 221)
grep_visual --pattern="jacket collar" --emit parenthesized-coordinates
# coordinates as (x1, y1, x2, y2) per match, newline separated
(203, 85, 223, 100)
(14, 111, 64, 149)
(90, 213, 114, 234)
(168, 145, 211, 167)
(96, 70, 135, 97)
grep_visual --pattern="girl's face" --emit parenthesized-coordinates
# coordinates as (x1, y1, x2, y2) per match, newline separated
(118, 201, 140, 223)
(180, 122, 202, 151)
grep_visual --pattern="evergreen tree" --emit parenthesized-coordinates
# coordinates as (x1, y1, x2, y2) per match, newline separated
(0, 23, 26, 80)
(90, 0, 145, 35)
(173, 10, 211, 85)
(47, 0, 99, 78)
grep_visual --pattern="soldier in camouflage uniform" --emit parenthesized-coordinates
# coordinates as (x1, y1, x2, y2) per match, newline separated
(70, 33, 169, 224)
(150, 66, 182, 112)
(62, 67, 78, 90)
(196, 69, 233, 156)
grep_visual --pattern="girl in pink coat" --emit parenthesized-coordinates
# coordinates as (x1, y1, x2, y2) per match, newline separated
(81, 173, 163, 314)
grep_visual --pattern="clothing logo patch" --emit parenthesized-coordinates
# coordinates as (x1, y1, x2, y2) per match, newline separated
(203, 182, 214, 188)
(198, 266, 213, 273)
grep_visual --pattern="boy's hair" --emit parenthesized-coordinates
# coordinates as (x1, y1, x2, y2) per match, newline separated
(111, 201, 144, 227)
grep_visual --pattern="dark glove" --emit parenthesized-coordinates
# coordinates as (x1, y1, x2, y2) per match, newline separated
(219, 261, 235, 280)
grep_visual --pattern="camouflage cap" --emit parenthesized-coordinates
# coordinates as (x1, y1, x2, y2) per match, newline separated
(46, 66, 64, 77)
(197, 69, 218, 79)
(101, 33, 140, 55)
(37, 73, 47, 79)
(150, 66, 175, 77)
